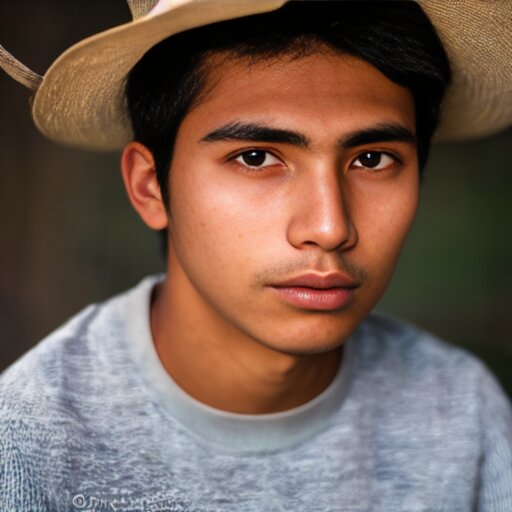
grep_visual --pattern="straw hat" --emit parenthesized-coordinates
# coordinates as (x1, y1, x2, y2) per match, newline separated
(1, 0, 511, 150)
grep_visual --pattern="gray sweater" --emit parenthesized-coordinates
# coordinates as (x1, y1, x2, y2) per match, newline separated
(1, 276, 511, 511)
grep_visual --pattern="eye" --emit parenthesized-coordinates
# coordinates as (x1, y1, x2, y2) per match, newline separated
(352, 151, 397, 170)
(234, 150, 282, 169)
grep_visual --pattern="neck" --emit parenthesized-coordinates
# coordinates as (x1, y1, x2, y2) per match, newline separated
(150, 274, 342, 415)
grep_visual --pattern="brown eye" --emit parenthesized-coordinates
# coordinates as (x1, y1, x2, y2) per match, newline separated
(353, 151, 395, 170)
(359, 152, 381, 168)
(235, 150, 281, 169)
(241, 150, 266, 166)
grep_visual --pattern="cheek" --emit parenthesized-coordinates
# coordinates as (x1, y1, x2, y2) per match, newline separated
(353, 176, 419, 270)
(167, 159, 277, 290)
(169, 183, 231, 280)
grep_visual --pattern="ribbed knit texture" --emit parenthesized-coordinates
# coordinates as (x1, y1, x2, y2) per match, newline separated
(1, 276, 511, 511)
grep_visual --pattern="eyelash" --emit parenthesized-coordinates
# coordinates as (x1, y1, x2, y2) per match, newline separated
(227, 149, 284, 174)
(229, 148, 401, 172)
(231, 149, 283, 169)
(351, 151, 401, 171)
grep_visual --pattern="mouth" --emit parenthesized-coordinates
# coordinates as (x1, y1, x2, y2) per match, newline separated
(269, 273, 359, 311)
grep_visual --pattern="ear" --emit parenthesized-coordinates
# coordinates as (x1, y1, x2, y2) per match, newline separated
(121, 141, 168, 230)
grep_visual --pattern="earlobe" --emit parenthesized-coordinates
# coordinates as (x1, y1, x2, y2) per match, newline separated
(121, 141, 168, 230)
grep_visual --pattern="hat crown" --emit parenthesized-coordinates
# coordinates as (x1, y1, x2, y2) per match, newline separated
(127, 0, 159, 19)
(24, 0, 512, 146)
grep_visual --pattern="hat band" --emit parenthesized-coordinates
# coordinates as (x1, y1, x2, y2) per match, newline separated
(0, 45, 42, 91)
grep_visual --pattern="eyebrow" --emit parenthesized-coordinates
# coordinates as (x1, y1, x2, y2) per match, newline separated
(200, 121, 416, 148)
(341, 123, 416, 148)
(201, 121, 309, 148)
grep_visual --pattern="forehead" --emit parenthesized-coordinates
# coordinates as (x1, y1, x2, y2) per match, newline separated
(185, 49, 416, 140)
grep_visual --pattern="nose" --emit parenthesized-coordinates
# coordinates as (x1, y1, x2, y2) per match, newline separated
(286, 168, 357, 252)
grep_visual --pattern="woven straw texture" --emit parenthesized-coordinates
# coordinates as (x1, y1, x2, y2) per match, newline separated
(20, 0, 512, 149)
(127, 0, 159, 19)
(0, 45, 42, 90)
(420, 1, 512, 140)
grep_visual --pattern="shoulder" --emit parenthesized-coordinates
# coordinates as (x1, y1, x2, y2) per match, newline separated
(0, 277, 158, 507)
(351, 312, 512, 427)
(0, 303, 100, 419)
(0, 303, 102, 510)
(344, 314, 512, 507)
(0, 275, 159, 415)
(355, 311, 492, 383)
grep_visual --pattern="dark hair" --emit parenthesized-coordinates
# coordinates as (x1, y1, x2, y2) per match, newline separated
(126, 0, 451, 246)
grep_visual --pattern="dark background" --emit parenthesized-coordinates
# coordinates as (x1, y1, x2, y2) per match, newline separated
(1, 1, 511, 396)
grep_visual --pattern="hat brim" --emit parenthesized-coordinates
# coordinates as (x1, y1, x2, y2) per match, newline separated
(32, 0, 512, 150)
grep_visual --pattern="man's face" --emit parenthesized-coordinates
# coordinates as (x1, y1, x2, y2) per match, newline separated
(166, 50, 418, 355)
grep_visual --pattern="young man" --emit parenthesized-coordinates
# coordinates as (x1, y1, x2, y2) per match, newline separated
(1, 1, 511, 511)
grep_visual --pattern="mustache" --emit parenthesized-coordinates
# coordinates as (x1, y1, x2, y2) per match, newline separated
(254, 256, 369, 286)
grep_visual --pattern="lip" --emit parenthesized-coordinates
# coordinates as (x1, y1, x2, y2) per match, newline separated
(269, 273, 359, 311)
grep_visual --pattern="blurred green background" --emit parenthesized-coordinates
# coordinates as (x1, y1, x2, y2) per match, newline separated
(1, 1, 511, 396)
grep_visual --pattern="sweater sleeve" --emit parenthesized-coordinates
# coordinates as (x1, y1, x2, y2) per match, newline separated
(477, 366, 512, 512)
(0, 353, 57, 512)
(0, 419, 52, 512)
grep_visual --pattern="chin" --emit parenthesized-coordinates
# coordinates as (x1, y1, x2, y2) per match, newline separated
(257, 327, 354, 357)
(275, 342, 346, 357)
